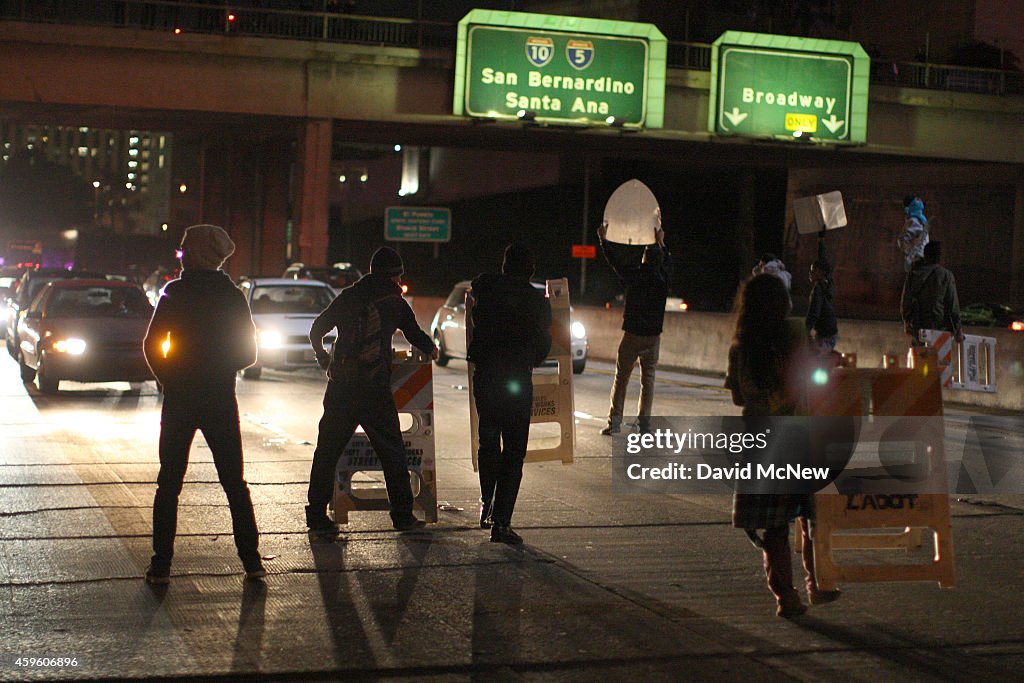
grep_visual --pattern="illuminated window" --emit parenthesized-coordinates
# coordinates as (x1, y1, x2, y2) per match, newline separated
(128, 160, 138, 168)
(78, 147, 89, 156)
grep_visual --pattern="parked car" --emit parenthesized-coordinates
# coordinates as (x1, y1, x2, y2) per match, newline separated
(282, 261, 363, 291)
(6, 268, 106, 358)
(16, 279, 154, 393)
(430, 280, 588, 374)
(961, 302, 1024, 330)
(237, 277, 338, 379)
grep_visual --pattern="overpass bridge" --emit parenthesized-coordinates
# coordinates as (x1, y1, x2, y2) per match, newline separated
(0, 2, 1022, 310)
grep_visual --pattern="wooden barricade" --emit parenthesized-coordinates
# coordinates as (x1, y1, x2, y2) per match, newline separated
(331, 349, 438, 524)
(805, 350, 955, 590)
(467, 278, 575, 470)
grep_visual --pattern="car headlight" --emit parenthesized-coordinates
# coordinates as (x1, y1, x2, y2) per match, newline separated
(571, 321, 586, 340)
(258, 329, 283, 349)
(53, 338, 87, 355)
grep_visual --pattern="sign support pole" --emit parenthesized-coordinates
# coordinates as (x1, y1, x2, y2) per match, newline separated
(580, 161, 590, 296)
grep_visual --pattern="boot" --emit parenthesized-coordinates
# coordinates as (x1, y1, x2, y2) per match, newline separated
(490, 524, 523, 545)
(305, 505, 338, 534)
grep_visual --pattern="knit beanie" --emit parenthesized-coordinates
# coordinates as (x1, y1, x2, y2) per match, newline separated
(502, 242, 534, 278)
(181, 224, 234, 271)
(370, 246, 404, 276)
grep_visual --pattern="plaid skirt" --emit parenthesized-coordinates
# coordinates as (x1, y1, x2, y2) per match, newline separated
(732, 493, 812, 530)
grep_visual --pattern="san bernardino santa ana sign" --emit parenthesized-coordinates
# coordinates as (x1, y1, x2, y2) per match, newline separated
(453, 10, 666, 128)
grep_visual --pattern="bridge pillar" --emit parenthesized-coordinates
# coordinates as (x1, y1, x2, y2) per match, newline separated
(296, 119, 332, 268)
(187, 135, 294, 279)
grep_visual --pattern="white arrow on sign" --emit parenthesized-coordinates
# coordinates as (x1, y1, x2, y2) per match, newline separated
(822, 114, 846, 134)
(723, 107, 748, 126)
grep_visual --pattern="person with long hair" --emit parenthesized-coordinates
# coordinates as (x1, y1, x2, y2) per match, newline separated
(725, 274, 841, 618)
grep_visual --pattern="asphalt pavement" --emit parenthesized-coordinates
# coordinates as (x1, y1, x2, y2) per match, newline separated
(1, 352, 1024, 682)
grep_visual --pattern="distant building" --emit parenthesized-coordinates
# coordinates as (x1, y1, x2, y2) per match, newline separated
(0, 124, 172, 235)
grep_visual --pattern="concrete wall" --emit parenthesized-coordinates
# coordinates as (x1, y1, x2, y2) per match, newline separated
(572, 306, 1024, 411)
(411, 296, 1023, 410)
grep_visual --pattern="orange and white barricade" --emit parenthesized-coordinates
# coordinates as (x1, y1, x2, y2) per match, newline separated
(915, 329, 996, 392)
(467, 278, 575, 470)
(805, 354, 955, 590)
(332, 349, 438, 524)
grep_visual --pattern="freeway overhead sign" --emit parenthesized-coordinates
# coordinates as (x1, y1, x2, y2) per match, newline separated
(385, 207, 451, 243)
(453, 10, 667, 128)
(708, 32, 869, 143)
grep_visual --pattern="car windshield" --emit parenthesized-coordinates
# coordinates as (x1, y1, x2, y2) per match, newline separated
(47, 286, 152, 318)
(251, 285, 334, 315)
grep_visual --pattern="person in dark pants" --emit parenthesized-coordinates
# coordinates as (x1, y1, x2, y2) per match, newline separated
(901, 240, 964, 346)
(306, 246, 437, 534)
(805, 257, 838, 352)
(143, 224, 263, 585)
(597, 223, 672, 434)
(468, 243, 552, 544)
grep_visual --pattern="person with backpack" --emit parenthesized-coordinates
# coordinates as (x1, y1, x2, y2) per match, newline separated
(468, 242, 552, 544)
(305, 246, 437, 534)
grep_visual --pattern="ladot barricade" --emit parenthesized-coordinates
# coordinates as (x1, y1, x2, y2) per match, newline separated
(912, 329, 996, 393)
(467, 278, 575, 469)
(332, 349, 438, 524)
(804, 350, 955, 590)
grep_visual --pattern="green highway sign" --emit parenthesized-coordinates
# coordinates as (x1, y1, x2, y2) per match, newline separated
(385, 207, 451, 243)
(708, 32, 869, 143)
(453, 10, 666, 128)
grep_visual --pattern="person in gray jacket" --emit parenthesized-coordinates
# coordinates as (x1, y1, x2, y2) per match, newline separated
(901, 241, 964, 345)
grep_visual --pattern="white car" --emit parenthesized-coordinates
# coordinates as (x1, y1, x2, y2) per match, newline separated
(430, 280, 588, 374)
(237, 277, 337, 379)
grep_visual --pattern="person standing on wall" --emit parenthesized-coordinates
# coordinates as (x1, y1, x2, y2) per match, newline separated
(306, 246, 437, 535)
(143, 224, 265, 585)
(597, 222, 672, 435)
(468, 242, 552, 544)
(901, 240, 964, 346)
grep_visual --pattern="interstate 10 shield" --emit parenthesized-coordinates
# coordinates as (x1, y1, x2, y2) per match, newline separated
(603, 179, 661, 245)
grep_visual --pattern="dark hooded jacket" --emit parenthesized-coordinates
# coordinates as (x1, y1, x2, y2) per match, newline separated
(901, 261, 962, 336)
(467, 273, 552, 373)
(600, 239, 672, 336)
(805, 277, 838, 338)
(144, 270, 257, 393)
(309, 273, 434, 382)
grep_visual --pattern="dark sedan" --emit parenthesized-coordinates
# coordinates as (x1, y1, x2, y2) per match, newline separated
(17, 279, 154, 393)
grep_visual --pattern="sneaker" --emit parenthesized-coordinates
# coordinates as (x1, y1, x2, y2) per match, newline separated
(809, 588, 842, 606)
(144, 564, 170, 585)
(393, 516, 426, 531)
(776, 598, 808, 619)
(243, 557, 267, 581)
(479, 500, 493, 530)
(600, 423, 620, 436)
(490, 524, 524, 545)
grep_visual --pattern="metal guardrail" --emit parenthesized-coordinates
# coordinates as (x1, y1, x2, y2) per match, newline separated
(1, 0, 1020, 96)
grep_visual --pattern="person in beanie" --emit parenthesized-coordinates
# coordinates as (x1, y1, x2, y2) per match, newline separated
(143, 224, 264, 584)
(306, 246, 437, 534)
(468, 242, 551, 544)
(597, 223, 672, 435)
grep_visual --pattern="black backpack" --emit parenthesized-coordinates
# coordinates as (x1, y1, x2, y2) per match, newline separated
(328, 292, 399, 379)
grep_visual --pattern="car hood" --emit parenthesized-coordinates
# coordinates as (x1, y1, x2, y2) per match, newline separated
(251, 313, 318, 335)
